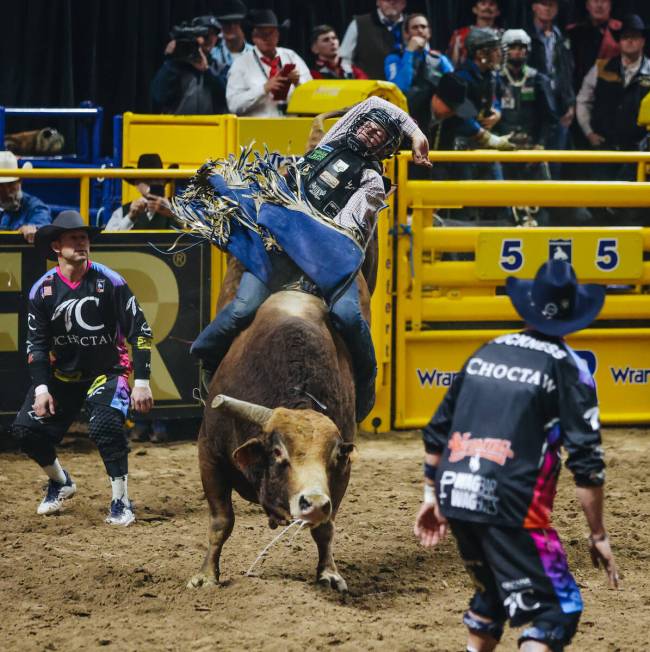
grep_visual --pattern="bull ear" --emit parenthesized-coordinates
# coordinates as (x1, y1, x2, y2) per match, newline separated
(233, 438, 267, 473)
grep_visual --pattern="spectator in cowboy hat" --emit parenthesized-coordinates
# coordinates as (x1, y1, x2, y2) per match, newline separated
(0, 150, 51, 242)
(211, 0, 253, 84)
(105, 153, 178, 230)
(226, 8, 311, 116)
(577, 14, 650, 185)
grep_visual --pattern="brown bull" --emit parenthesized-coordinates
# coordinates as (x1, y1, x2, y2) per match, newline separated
(188, 258, 374, 592)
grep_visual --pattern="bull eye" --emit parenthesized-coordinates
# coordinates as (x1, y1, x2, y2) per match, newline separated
(272, 447, 289, 467)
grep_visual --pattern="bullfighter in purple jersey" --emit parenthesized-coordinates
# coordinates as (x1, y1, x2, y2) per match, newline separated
(11, 211, 154, 526)
(413, 260, 619, 652)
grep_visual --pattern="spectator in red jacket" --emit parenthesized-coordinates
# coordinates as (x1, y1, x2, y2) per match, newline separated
(447, 0, 503, 67)
(567, 0, 621, 92)
(310, 25, 368, 80)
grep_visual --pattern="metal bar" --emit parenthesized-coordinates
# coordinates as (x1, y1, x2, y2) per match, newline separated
(79, 177, 90, 223)
(398, 150, 650, 163)
(405, 180, 650, 207)
(0, 168, 196, 179)
(4, 108, 100, 116)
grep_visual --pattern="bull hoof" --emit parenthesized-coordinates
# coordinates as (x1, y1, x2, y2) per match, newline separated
(318, 570, 348, 593)
(186, 572, 219, 589)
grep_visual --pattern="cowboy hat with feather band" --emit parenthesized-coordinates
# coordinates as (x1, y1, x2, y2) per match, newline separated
(506, 259, 605, 337)
(34, 210, 101, 261)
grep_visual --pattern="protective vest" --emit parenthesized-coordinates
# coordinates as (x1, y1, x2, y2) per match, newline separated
(354, 13, 402, 80)
(296, 141, 382, 219)
(498, 66, 554, 147)
(592, 56, 650, 149)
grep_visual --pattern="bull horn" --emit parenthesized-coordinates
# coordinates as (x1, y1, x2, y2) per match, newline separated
(211, 394, 273, 427)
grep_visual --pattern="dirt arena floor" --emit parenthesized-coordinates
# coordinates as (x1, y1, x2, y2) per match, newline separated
(1, 426, 647, 651)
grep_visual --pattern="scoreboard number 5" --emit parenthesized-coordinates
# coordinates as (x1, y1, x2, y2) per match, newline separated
(595, 238, 619, 271)
(499, 239, 523, 272)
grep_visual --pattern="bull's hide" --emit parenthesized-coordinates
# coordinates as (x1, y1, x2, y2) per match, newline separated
(5, 128, 64, 155)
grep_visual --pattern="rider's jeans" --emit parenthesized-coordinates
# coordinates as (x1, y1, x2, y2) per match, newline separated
(190, 272, 377, 394)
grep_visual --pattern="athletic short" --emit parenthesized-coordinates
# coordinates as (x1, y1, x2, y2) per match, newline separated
(13, 373, 131, 443)
(450, 519, 583, 629)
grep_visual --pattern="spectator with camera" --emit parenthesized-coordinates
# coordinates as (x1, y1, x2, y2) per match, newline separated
(385, 13, 453, 130)
(211, 0, 253, 85)
(226, 9, 311, 117)
(150, 15, 227, 114)
(340, 0, 407, 81)
(105, 154, 177, 231)
(0, 150, 51, 242)
(310, 25, 368, 80)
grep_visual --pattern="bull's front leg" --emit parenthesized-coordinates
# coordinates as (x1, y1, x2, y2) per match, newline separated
(187, 448, 235, 588)
(310, 520, 348, 592)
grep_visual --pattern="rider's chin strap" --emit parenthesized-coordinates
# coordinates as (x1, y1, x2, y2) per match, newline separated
(292, 386, 327, 411)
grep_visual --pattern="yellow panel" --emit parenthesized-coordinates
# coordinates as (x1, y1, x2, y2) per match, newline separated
(476, 229, 643, 281)
(639, 92, 650, 127)
(0, 252, 21, 291)
(287, 80, 408, 114)
(394, 328, 650, 429)
(121, 113, 235, 204)
(237, 117, 319, 156)
(0, 313, 18, 351)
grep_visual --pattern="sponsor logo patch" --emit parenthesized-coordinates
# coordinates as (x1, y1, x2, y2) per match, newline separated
(448, 431, 515, 467)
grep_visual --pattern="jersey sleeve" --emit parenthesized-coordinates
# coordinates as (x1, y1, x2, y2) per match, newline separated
(26, 291, 52, 386)
(422, 369, 465, 453)
(558, 355, 605, 487)
(115, 283, 153, 380)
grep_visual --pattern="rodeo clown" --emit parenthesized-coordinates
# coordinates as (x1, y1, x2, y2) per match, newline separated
(11, 211, 154, 526)
(414, 259, 618, 651)
(176, 94, 433, 422)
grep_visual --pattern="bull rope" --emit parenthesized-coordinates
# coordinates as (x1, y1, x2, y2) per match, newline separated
(245, 519, 308, 578)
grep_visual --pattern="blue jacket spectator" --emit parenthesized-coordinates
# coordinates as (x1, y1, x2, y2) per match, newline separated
(385, 14, 453, 93)
(0, 151, 51, 242)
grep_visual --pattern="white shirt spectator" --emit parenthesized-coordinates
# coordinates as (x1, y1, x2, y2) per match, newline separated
(226, 46, 312, 117)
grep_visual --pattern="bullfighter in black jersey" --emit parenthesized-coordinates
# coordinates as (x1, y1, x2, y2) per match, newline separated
(414, 260, 618, 652)
(11, 211, 154, 526)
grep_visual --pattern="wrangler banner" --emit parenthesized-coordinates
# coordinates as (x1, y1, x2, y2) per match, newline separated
(0, 231, 211, 423)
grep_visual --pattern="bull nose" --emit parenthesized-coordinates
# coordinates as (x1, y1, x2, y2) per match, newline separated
(298, 493, 331, 521)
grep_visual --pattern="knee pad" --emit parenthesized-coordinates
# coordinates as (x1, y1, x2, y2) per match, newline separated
(463, 610, 504, 642)
(88, 407, 128, 462)
(518, 611, 580, 652)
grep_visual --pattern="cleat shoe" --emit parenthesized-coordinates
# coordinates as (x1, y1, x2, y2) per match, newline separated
(37, 470, 76, 515)
(105, 498, 136, 526)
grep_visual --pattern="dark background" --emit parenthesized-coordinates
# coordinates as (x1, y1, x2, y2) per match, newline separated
(2, 0, 650, 152)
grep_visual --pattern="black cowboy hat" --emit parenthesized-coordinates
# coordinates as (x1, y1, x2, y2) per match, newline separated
(215, 0, 248, 21)
(506, 260, 605, 337)
(611, 14, 650, 41)
(436, 73, 477, 120)
(34, 210, 102, 261)
(247, 9, 290, 31)
(125, 153, 179, 186)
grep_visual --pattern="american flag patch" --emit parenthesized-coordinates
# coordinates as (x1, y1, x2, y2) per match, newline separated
(42, 286, 52, 297)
